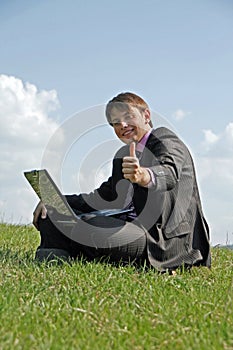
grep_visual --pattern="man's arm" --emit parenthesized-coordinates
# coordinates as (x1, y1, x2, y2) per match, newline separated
(146, 127, 187, 192)
(66, 174, 127, 212)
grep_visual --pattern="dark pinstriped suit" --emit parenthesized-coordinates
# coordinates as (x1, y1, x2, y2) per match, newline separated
(66, 127, 211, 271)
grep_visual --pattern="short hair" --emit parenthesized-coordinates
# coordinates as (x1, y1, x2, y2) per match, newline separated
(106, 92, 153, 127)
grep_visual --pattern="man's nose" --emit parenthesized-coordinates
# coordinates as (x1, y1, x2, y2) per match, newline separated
(120, 121, 128, 128)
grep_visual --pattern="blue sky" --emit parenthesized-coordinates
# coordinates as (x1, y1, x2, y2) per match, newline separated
(0, 0, 233, 245)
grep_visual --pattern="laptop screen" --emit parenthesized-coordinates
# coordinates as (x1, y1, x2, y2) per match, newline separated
(24, 169, 77, 222)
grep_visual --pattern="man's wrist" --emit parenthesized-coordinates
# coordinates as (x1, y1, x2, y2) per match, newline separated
(139, 168, 152, 187)
(142, 168, 156, 188)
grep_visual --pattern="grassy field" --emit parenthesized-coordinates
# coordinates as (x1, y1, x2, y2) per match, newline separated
(0, 223, 232, 350)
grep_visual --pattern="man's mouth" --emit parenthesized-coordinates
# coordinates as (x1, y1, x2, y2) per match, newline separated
(122, 128, 134, 137)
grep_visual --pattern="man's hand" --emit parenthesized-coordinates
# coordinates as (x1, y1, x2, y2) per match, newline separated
(122, 142, 151, 186)
(33, 201, 47, 230)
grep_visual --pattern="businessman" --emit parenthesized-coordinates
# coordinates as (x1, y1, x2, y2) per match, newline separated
(33, 92, 211, 272)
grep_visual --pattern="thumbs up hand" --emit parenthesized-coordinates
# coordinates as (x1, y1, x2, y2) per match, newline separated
(129, 141, 136, 158)
(122, 142, 151, 186)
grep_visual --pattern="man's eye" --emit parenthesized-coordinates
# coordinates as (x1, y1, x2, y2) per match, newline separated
(126, 114, 135, 120)
(110, 121, 121, 127)
(110, 115, 134, 126)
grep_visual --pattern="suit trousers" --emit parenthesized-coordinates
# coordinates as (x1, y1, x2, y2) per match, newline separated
(37, 215, 148, 265)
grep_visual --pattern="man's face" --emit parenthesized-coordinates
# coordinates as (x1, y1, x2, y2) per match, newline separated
(109, 105, 151, 144)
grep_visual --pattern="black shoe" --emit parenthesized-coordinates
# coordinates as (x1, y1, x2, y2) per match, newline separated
(35, 248, 70, 262)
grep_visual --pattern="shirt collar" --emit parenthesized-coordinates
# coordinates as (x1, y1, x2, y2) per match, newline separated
(136, 129, 152, 153)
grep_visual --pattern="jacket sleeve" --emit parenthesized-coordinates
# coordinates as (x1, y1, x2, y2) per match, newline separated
(65, 176, 115, 212)
(146, 128, 189, 192)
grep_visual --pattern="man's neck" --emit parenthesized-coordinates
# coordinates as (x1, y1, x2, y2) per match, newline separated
(136, 129, 152, 152)
(137, 128, 152, 143)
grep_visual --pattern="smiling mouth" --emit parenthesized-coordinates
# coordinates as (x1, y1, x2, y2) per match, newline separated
(122, 128, 134, 137)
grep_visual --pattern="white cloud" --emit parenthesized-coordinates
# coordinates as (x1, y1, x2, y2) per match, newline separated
(201, 123, 233, 156)
(202, 129, 219, 145)
(225, 122, 233, 146)
(0, 75, 61, 223)
(172, 109, 190, 121)
(195, 122, 233, 245)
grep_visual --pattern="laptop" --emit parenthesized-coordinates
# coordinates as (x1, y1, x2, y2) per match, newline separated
(24, 169, 133, 224)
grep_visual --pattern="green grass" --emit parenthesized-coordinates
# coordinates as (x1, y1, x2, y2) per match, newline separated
(0, 223, 232, 350)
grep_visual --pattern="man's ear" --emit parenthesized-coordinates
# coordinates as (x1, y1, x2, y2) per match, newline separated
(144, 108, 151, 124)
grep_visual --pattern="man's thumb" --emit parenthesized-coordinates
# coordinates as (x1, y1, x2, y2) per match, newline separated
(130, 142, 136, 158)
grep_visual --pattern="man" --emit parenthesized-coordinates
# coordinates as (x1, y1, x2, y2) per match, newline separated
(33, 92, 211, 272)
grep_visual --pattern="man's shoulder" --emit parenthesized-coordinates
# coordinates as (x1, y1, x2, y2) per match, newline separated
(147, 127, 178, 144)
(151, 126, 177, 138)
(149, 127, 190, 157)
(146, 127, 186, 151)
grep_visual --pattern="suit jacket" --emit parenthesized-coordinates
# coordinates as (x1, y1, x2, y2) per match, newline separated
(66, 127, 211, 271)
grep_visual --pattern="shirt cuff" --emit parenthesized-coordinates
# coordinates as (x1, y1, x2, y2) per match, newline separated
(144, 168, 156, 188)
